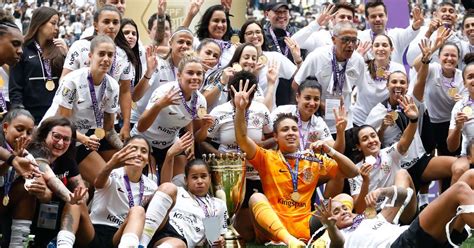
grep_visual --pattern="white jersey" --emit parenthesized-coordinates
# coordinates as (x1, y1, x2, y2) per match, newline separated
(41, 67, 120, 137)
(358, 26, 420, 64)
(257, 51, 297, 111)
(130, 81, 207, 149)
(291, 22, 332, 52)
(130, 56, 177, 124)
(294, 45, 366, 133)
(169, 187, 227, 247)
(89, 167, 157, 228)
(335, 215, 409, 248)
(63, 39, 132, 82)
(270, 105, 333, 148)
(208, 101, 272, 180)
(349, 144, 404, 209)
(449, 96, 474, 155)
(79, 26, 94, 39)
(365, 97, 425, 169)
(459, 40, 474, 70)
(423, 63, 465, 123)
(351, 61, 405, 126)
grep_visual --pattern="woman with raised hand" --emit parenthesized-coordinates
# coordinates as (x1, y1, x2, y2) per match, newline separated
(196, 38, 222, 77)
(41, 35, 120, 185)
(134, 54, 212, 187)
(9, 7, 67, 124)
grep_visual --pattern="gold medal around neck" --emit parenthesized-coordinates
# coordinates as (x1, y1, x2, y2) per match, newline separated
(2, 195, 9, 206)
(197, 106, 207, 119)
(390, 111, 399, 121)
(232, 63, 242, 72)
(462, 106, 473, 117)
(0, 77, 4, 88)
(230, 34, 240, 45)
(364, 207, 377, 219)
(376, 67, 385, 78)
(258, 55, 268, 65)
(291, 191, 301, 202)
(447, 87, 458, 98)
(45, 80, 55, 91)
(94, 128, 106, 140)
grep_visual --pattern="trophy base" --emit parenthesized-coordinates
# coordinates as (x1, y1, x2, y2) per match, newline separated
(224, 228, 246, 247)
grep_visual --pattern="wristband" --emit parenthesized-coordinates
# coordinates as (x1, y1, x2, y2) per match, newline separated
(409, 117, 418, 123)
(144, 74, 152, 80)
(421, 58, 431, 64)
(6, 154, 16, 166)
(327, 147, 336, 157)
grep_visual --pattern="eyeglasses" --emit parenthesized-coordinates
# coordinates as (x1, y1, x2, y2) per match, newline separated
(51, 132, 72, 144)
(244, 30, 262, 36)
(336, 36, 360, 45)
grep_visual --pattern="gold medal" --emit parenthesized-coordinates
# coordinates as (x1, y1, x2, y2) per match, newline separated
(2, 195, 9, 206)
(390, 111, 399, 121)
(447, 87, 458, 98)
(364, 207, 377, 219)
(94, 128, 106, 140)
(230, 34, 240, 45)
(291, 191, 301, 202)
(376, 67, 385, 78)
(232, 63, 242, 72)
(258, 55, 268, 65)
(132, 102, 137, 110)
(0, 77, 4, 88)
(45, 80, 55, 91)
(197, 106, 207, 119)
(462, 106, 473, 117)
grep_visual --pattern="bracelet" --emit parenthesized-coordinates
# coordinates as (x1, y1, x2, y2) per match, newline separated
(409, 117, 418, 123)
(421, 58, 431, 64)
(327, 147, 336, 157)
(144, 75, 152, 80)
(6, 154, 16, 166)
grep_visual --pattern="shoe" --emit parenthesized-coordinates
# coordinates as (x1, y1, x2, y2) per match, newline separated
(288, 237, 306, 247)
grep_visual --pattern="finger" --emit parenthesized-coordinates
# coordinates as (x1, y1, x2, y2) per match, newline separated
(230, 85, 237, 95)
(248, 83, 257, 94)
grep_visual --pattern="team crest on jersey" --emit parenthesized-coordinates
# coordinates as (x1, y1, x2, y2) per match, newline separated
(62, 87, 76, 103)
(302, 166, 314, 184)
(381, 162, 390, 174)
(308, 132, 319, 143)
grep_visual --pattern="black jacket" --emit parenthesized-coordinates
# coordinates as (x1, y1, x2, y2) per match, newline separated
(9, 42, 62, 124)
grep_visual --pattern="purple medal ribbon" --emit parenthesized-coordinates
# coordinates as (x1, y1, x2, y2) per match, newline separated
(441, 70, 455, 89)
(87, 73, 107, 128)
(123, 174, 144, 207)
(296, 110, 312, 150)
(348, 214, 365, 231)
(386, 101, 402, 114)
(3, 143, 15, 199)
(212, 39, 231, 68)
(464, 97, 474, 108)
(331, 47, 347, 96)
(279, 152, 300, 195)
(179, 84, 198, 119)
(284, 152, 323, 164)
(195, 194, 216, 217)
(33, 41, 53, 82)
(269, 28, 289, 56)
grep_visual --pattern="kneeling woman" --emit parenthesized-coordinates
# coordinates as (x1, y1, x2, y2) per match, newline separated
(41, 35, 121, 185)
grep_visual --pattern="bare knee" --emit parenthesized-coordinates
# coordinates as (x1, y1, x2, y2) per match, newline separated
(158, 182, 178, 200)
(457, 168, 474, 186)
(129, 206, 145, 219)
(395, 169, 413, 187)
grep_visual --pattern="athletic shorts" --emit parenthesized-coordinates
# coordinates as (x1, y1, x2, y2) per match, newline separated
(242, 179, 264, 208)
(149, 220, 187, 248)
(88, 224, 118, 247)
(391, 216, 442, 248)
(76, 129, 116, 163)
(406, 154, 432, 192)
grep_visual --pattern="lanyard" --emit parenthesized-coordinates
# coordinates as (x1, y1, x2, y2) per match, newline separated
(87, 72, 107, 128)
(331, 47, 347, 96)
(195, 194, 216, 217)
(178, 84, 198, 119)
(386, 101, 401, 113)
(33, 41, 53, 81)
(348, 214, 365, 231)
(123, 174, 144, 207)
(279, 151, 299, 193)
(3, 143, 15, 199)
(269, 28, 289, 56)
(283, 152, 323, 164)
(296, 110, 312, 150)
(441, 70, 455, 88)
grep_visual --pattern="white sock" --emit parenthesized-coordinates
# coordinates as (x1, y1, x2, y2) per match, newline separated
(171, 174, 185, 187)
(140, 191, 173, 246)
(56, 230, 76, 248)
(9, 219, 32, 248)
(418, 193, 429, 206)
(118, 233, 139, 248)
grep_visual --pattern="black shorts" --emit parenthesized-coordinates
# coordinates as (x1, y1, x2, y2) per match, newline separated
(391, 216, 443, 248)
(88, 224, 118, 247)
(242, 178, 264, 208)
(406, 154, 432, 192)
(149, 220, 187, 248)
(76, 130, 116, 164)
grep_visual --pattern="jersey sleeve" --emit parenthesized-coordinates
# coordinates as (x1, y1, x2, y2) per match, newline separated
(247, 146, 268, 172)
(63, 42, 82, 70)
(104, 81, 120, 114)
(56, 78, 78, 109)
(322, 156, 339, 179)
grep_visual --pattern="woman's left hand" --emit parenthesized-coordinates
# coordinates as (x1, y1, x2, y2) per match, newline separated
(284, 37, 301, 63)
(53, 38, 68, 55)
(309, 140, 330, 154)
(69, 186, 88, 205)
(200, 114, 214, 129)
(13, 135, 30, 157)
(212, 236, 225, 247)
(399, 96, 418, 120)
(334, 104, 347, 133)
(266, 59, 279, 86)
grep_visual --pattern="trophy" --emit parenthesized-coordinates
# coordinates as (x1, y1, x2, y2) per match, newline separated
(203, 153, 246, 247)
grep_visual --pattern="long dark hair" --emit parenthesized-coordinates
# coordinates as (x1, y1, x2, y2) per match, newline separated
(352, 124, 378, 163)
(367, 34, 393, 80)
(31, 116, 77, 161)
(224, 43, 257, 68)
(24, 7, 64, 74)
(121, 18, 142, 86)
(195, 5, 233, 41)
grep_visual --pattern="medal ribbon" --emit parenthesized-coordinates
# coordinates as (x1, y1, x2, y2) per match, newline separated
(33, 41, 53, 82)
(279, 151, 299, 194)
(284, 152, 323, 164)
(441, 70, 455, 89)
(348, 214, 366, 231)
(3, 143, 15, 199)
(269, 28, 289, 56)
(212, 39, 232, 68)
(178, 84, 198, 119)
(123, 174, 144, 207)
(87, 73, 107, 128)
(296, 110, 312, 150)
(331, 47, 347, 96)
(463, 97, 474, 108)
(195, 194, 216, 217)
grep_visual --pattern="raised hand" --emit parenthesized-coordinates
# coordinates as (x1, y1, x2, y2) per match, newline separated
(411, 6, 424, 30)
(231, 79, 256, 110)
(68, 186, 88, 205)
(84, 135, 100, 151)
(157, 0, 167, 16)
(309, 140, 331, 154)
(418, 38, 432, 60)
(454, 112, 468, 130)
(427, 18, 442, 35)
(221, 0, 232, 12)
(433, 26, 451, 51)
(145, 45, 158, 77)
(356, 40, 371, 57)
(266, 59, 279, 86)
(13, 136, 29, 157)
(156, 86, 181, 107)
(313, 198, 337, 228)
(381, 112, 395, 129)
(360, 163, 372, 182)
(317, 3, 336, 27)
(109, 144, 139, 169)
(284, 37, 301, 63)
(53, 38, 68, 55)
(365, 188, 382, 207)
(12, 156, 41, 179)
(398, 96, 418, 120)
(168, 131, 194, 157)
(334, 104, 347, 133)
(189, 0, 204, 16)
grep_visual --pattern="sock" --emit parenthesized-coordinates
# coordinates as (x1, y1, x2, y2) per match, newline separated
(251, 201, 294, 245)
(418, 193, 429, 206)
(118, 233, 139, 248)
(140, 191, 173, 246)
(9, 219, 32, 248)
(56, 230, 76, 248)
(171, 174, 185, 187)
